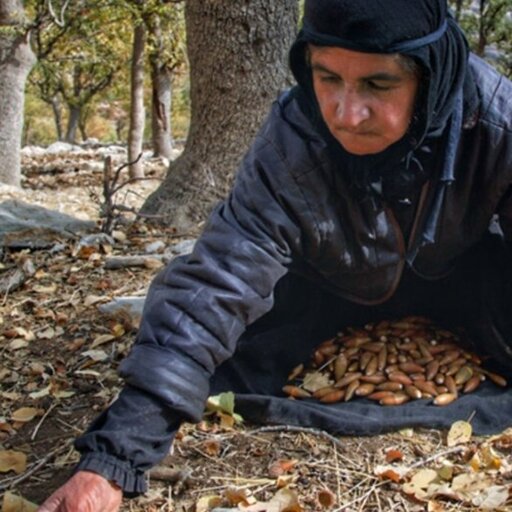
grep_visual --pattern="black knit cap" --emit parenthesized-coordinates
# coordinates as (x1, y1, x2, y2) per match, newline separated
(290, 0, 473, 145)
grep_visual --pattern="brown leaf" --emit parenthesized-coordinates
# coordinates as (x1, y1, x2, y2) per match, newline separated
(195, 495, 223, 512)
(0, 451, 27, 474)
(268, 459, 298, 478)
(11, 407, 44, 423)
(202, 439, 221, 457)
(225, 487, 254, 506)
(317, 488, 336, 509)
(385, 448, 404, 463)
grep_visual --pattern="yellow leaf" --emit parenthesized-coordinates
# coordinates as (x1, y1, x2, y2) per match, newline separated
(195, 495, 223, 512)
(0, 451, 27, 474)
(11, 407, 44, 423)
(1, 491, 37, 512)
(446, 420, 472, 447)
(403, 469, 439, 500)
(111, 323, 125, 338)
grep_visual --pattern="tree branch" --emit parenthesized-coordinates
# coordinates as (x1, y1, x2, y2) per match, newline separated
(46, 0, 71, 28)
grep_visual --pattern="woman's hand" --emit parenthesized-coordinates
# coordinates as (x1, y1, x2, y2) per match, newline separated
(37, 470, 122, 512)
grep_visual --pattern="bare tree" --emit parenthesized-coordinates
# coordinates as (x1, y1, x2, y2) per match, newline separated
(0, 1, 36, 186)
(128, 13, 146, 179)
(140, 0, 299, 231)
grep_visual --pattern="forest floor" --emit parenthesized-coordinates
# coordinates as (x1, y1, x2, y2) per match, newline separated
(0, 147, 512, 512)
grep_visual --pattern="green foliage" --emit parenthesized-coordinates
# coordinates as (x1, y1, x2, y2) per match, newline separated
(449, 0, 512, 78)
(206, 392, 244, 425)
(24, 0, 189, 145)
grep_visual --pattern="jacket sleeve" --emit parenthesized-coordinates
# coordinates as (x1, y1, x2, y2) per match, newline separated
(74, 130, 307, 494)
(118, 134, 304, 422)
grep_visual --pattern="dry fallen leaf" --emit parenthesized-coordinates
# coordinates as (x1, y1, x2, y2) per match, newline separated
(243, 487, 303, 512)
(0, 450, 27, 474)
(374, 464, 409, 483)
(471, 485, 509, 510)
(385, 448, 404, 463)
(90, 334, 115, 349)
(317, 488, 336, 509)
(224, 487, 255, 507)
(446, 420, 472, 447)
(195, 495, 223, 512)
(202, 439, 221, 457)
(1, 491, 38, 512)
(268, 459, 298, 478)
(302, 372, 332, 393)
(403, 469, 439, 500)
(11, 407, 44, 423)
(81, 349, 109, 362)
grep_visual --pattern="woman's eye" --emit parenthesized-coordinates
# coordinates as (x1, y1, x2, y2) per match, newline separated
(367, 80, 391, 91)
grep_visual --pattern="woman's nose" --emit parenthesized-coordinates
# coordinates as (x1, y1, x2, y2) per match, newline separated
(335, 91, 370, 129)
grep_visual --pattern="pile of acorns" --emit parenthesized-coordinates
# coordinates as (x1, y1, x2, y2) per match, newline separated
(283, 316, 508, 406)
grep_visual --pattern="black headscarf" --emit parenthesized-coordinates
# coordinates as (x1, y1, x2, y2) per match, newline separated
(288, 0, 479, 259)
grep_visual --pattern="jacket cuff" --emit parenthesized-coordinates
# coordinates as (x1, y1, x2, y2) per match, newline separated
(119, 344, 210, 423)
(75, 452, 146, 497)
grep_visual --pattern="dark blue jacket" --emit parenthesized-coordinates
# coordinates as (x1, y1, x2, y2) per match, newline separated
(75, 54, 512, 494)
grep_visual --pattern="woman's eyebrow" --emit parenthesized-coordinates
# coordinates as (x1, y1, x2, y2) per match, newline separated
(362, 72, 403, 82)
(311, 63, 404, 83)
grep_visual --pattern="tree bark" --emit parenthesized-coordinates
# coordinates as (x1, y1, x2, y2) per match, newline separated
(65, 104, 81, 143)
(0, 1, 36, 186)
(50, 96, 64, 141)
(477, 0, 487, 56)
(128, 20, 146, 179)
(148, 13, 173, 159)
(140, 0, 299, 231)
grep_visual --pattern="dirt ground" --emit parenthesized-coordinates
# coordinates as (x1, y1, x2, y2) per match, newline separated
(1, 149, 512, 511)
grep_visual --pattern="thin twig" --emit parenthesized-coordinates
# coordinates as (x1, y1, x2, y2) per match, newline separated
(408, 445, 465, 470)
(249, 425, 345, 450)
(31, 401, 58, 441)
(0, 439, 73, 491)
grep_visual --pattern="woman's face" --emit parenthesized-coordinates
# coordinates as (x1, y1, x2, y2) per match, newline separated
(310, 45, 419, 155)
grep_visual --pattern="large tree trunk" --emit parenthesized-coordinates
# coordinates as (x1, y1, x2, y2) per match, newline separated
(148, 14, 173, 159)
(128, 20, 146, 179)
(0, 1, 36, 186)
(50, 96, 64, 141)
(65, 104, 81, 143)
(140, 0, 299, 231)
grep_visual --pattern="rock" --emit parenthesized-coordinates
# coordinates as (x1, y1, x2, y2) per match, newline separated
(76, 233, 115, 250)
(145, 240, 166, 254)
(98, 296, 146, 322)
(45, 141, 79, 154)
(0, 200, 96, 248)
(96, 145, 126, 157)
(21, 145, 46, 157)
(82, 161, 104, 173)
(169, 239, 196, 256)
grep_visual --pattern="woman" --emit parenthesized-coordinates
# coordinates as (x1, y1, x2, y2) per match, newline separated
(39, 0, 512, 510)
